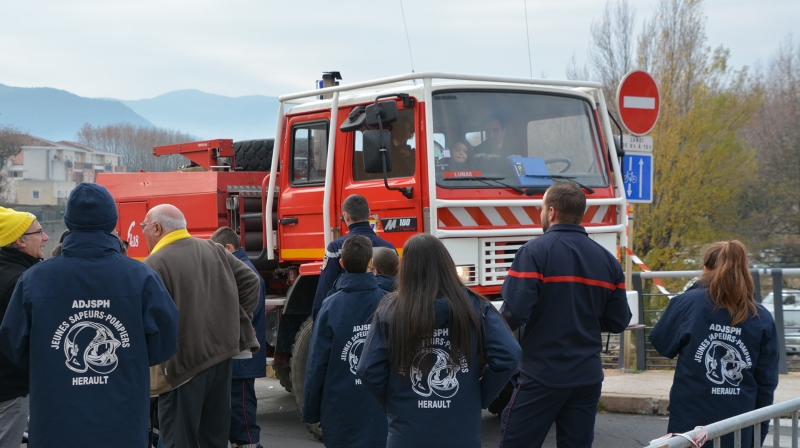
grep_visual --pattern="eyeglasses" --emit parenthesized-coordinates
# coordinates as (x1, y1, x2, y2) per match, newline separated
(140, 222, 155, 230)
(22, 229, 44, 237)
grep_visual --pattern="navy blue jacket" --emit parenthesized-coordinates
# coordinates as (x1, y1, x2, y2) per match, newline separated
(302, 273, 389, 448)
(650, 285, 779, 448)
(375, 274, 397, 292)
(328, 273, 396, 297)
(0, 231, 179, 448)
(232, 247, 267, 379)
(356, 295, 521, 448)
(0, 247, 38, 402)
(500, 223, 631, 388)
(312, 222, 395, 320)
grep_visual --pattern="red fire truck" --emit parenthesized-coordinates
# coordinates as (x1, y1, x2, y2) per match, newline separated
(97, 72, 629, 433)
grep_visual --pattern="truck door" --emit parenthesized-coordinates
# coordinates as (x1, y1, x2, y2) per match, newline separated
(342, 105, 420, 252)
(278, 115, 331, 262)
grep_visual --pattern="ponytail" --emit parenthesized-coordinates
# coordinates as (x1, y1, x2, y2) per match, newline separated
(700, 240, 756, 326)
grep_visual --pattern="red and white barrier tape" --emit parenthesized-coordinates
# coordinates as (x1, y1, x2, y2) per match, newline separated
(625, 247, 673, 297)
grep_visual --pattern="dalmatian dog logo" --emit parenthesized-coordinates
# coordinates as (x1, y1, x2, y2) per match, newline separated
(410, 348, 460, 399)
(704, 341, 747, 386)
(64, 321, 122, 374)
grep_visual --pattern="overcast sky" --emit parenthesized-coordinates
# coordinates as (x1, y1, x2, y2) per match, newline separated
(1, 0, 797, 100)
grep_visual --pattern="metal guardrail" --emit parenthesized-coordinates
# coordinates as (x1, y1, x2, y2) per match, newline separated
(632, 269, 800, 374)
(645, 396, 800, 448)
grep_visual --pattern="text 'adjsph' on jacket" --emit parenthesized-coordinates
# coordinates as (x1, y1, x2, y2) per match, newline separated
(649, 284, 779, 448)
(356, 294, 521, 448)
(0, 231, 179, 448)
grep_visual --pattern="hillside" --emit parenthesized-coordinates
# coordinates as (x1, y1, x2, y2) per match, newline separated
(121, 90, 280, 141)
(0, 84, 153, 141)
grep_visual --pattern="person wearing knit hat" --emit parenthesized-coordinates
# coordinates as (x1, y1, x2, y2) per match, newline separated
(0, 206, 48, 259)
(0, 184, 180, 448)
(0, 206, 48, 446)
(64, 182, 118, 233)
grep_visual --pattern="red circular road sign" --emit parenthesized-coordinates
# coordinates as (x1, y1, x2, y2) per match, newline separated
(616, 70, 660, 136)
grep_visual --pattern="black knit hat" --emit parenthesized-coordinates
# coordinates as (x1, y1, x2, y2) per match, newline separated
(64, 183, 118, 232)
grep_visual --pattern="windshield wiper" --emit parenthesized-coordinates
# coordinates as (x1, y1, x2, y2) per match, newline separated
(442, 177, 525, 195)
(524, 174, 595, 194)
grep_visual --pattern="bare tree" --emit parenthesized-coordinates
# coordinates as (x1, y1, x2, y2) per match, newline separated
(76, 124, 199, 172)
(0, 126, 33, 200)
(742, 36, 800, 265)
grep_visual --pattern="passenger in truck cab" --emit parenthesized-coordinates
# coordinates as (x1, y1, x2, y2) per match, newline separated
(442, 140, 473, 172)
(389, 112, 415, 177)
(474, 115, 509, 159)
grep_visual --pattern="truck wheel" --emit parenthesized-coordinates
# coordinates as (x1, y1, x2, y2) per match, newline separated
(234, 139, 274, 171)
(274, 365, 292, 393)
(290, 316, 324, 441)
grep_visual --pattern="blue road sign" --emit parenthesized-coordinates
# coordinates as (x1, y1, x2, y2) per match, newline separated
(623, 153, 653, 203)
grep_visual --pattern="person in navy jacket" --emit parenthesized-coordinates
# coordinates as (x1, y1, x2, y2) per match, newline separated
(0, 183, 179, 448)
(357, 234, 521, 448)
(498, 182, 631, 448)
(211, 226, 268, 448)
(650, 241, 779, 448)
(303, 235, 389, 447)
(312, 194, 395, 320)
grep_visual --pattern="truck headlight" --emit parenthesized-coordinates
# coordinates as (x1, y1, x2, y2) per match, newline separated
(455, 265, 476, 284)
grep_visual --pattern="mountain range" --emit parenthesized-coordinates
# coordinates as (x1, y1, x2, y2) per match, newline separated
(0, 83, 280, 142)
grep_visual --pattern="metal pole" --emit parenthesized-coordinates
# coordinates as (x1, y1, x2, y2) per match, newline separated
(773, 270, 789, 374)
(633, 273, 646, 371)
(622, 208, 634, 371)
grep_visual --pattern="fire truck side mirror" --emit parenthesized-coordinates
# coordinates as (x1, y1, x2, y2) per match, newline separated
(362, 130, 393, 173)
(365, 100, 398, 126)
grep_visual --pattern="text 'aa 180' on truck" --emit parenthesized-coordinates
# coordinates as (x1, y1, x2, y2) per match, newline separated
(97, 72, 630, 436)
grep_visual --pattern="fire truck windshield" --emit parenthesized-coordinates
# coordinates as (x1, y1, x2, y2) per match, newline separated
(432, 90, 610, 190)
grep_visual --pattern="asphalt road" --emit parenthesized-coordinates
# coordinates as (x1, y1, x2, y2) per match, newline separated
(255, 377, 671, 448)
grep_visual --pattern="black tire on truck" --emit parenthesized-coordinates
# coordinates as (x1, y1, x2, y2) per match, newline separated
(274, 365, 292, 393)
(290, 316, 323, 441)
(234, 139, 274, 171)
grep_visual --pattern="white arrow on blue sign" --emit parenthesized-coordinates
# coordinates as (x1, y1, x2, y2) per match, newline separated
(623, 153, 653, 203)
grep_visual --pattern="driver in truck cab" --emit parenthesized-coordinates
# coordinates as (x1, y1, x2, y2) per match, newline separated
(311, 194, 396, 321)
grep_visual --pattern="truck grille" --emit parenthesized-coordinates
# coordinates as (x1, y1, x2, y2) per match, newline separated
(480, 237, 532, 285)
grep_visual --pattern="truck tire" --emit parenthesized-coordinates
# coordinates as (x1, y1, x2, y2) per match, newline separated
(274, 365, 293, 393)
(234, 139, 274, 172)
(290, 316, 323, 441)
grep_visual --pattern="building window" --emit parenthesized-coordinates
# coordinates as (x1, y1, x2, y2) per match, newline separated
(32, 190, 40, 200)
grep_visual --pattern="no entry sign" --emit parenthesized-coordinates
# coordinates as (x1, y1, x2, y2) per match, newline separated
(616, 70, 660, 136)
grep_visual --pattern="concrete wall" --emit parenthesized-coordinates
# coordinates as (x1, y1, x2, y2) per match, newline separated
(15, 180, 76, 206)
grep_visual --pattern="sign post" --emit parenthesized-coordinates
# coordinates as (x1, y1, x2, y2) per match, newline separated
(616, 70, 660, 371)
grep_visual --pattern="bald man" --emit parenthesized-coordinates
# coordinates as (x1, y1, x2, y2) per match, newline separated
(142, 204, 260, 448)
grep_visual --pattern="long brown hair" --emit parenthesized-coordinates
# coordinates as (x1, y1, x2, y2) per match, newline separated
(699, 240, 756, 326)
(375, 234, 484, 377)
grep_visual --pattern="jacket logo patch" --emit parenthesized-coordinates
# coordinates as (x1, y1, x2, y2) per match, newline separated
(695, 324, 751, 393)
(342, 324, 370, 376)
(409, 329, 468, 408)
(381, 218, 417, 232)
(51, 308, 130, 385)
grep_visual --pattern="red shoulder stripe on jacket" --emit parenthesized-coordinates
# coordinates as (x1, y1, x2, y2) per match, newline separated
(507, 270, 543, 280)
(542, 276, 623, 291)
